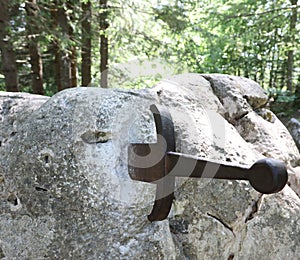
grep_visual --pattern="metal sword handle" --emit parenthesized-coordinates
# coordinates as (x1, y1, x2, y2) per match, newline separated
(128, 104, 288, 222)
(166, 152, 288, 194)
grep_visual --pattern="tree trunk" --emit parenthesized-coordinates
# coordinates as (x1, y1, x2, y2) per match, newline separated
(53, 0, 71, 91)
(269, 48, 275, 89)
(81, 0, 92, 87)
(260, 62, 264, 88)
(100, 35, 108, 88)
(54, 44, 62, 91)
(67, 1, 77, 88)
(280, 61, 286, 90)
(268, 30, 277, 89)
(0, 0, 19, 92)
(25, 0, 44, 95)
(70, 46, 77, 88)
(50, 6, 60, 92)
(275, 45, 282, 89)
(286, 0, 298, 92)
(295, 75, 300, 107)
(100, 0, 109, 88)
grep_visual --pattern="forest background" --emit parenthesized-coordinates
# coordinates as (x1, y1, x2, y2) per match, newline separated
(0, 0, 299, 115)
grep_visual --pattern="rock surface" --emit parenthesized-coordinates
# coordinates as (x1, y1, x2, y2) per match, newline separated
(236, 109, 300, 167)
(0, 74, 299, 259)
(202, 74, 268, 122)
(287, 117, 300, 151)
(289, 167, 300, 197)
(0, 92, 49, 147)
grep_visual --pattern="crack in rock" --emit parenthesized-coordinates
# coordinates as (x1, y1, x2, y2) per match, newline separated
(227, 254, 235, 260)
(206, 212, 234, 234)
(0, 247, 4, 259)
(244, 194, 263, 223)
(169, 218, 189, 235)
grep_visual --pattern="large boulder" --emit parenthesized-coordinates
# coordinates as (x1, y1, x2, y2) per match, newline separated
(0, 74, 299, 259)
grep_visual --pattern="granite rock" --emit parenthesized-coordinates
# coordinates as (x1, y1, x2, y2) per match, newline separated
(287, 117, 300, 151)
(0, 74, 299, 259)
(236, 109, 300, 167)
(202, 74, 268, 122)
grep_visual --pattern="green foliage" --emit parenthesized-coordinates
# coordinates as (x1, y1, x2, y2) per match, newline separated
(0, 0, 299, 94)
(268, 88, 297, 103)
(0, 74, 5, 91)
(268, 88, 297, 116)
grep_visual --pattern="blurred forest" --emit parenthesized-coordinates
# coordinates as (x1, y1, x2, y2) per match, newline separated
(0, 0, 299, 114)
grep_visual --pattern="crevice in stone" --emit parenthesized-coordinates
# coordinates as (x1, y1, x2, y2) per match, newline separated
(81, 130, 111, 144)
(169, 218, 189, 234)
(0, 175, 4, 184)
(234, 111, 249, 121)
(35, 186, 48, 192)
(202, 75, 224, 106)
(245, 194, 263, 223)
(227, 254, 235, 260)
(206, 213, 233, 233)
(169, 229, 189, 259)
(116, 89, 142, 97)
(0, 247, 5, 258)
(287, 182, 300, 199)
(10, 131, 17, 137)
(202, 74, 253, 126)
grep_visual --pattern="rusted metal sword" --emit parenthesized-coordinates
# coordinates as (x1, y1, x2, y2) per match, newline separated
(128, 104, 288, 222)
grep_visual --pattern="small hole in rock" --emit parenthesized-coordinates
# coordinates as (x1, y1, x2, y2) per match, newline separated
(10, 132, 17, 137)
(44, 155, 49, 164)
(228, 254, 234, 260)
(13, 198, 18, 206)
(7, 193, 18, 206)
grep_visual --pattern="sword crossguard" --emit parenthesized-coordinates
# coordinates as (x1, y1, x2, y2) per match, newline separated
(128, 105, 288, 222)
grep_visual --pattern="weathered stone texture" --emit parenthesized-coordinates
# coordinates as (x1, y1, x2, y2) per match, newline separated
(0, 74, 299, 259)
(287, 117, 300, 151)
